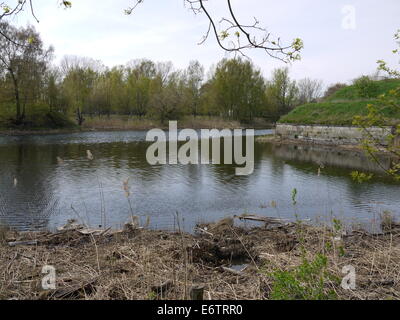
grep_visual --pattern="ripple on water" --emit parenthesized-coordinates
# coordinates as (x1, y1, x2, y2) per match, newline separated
(0, 130, 399, 231)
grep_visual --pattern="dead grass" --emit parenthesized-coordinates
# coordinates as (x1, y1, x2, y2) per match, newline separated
(0, 224, 10, 245)
(83, 116, 160, 131)
(1, 220, 400, 300)
(82, 116, 270, 131)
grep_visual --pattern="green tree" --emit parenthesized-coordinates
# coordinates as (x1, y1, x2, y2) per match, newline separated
(266, 67, 298, 120)
(0, 22, 53, 124)
(149, 71, 185, 123)
(44, 69, 61, 112)
(209, 58, 266, 122)
(183, 60, 204, 117)
(199, 80, 218, 117)
(88, 72, 112, 117)
(125, 59, 157, 117)
(107, 66, 127, 116)
(61, 64, 98, 125)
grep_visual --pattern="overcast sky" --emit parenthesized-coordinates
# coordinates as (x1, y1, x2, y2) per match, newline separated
(9, 0, 400, 86)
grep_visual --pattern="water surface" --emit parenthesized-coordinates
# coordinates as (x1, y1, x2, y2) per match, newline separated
(0, 130, 398, 232)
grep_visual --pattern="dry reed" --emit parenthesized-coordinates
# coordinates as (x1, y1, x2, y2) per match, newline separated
(0, 220, 399, 300)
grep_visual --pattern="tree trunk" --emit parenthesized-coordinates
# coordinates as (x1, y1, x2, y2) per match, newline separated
(9, 70, 23, 124)
(76, 108, 85, 126)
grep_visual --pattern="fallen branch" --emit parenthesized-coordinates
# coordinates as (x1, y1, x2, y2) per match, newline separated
(8, 240, 38, 247)
(235, 214, 287, 224)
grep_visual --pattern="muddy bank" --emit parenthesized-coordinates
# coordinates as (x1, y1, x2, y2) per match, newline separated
(1, 216, 400, 300)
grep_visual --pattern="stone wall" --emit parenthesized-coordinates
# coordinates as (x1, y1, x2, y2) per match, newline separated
(271, 143, 391, 173)
(276, 124, 390, 146)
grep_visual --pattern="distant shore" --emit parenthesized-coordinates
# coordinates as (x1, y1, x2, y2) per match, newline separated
(0, 116, 274, 136)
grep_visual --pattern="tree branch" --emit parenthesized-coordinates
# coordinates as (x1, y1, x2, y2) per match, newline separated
(0, 0, 304, 61)
(127, 0, 304, 62)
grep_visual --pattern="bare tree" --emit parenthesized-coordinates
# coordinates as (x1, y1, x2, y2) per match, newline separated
(59, 55, 105, 77)
(297, 78, 323, 105)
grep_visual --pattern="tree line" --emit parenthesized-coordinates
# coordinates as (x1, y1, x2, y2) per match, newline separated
(0, 22, 322, 127)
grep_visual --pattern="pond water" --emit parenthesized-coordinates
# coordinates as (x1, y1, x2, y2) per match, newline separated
(0, 130, 399, 232)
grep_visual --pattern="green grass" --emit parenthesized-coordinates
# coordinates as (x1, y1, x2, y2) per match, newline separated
(279, 101, 378, 125)
(326, 79, 400, 101)
(269, 254, 338, 300)
(279, 79, 400, 125)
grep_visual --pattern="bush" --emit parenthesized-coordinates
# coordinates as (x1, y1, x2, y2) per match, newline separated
(353, 76, 379, 98)
(0, 103, 76, 129)
(45, 111, 77, 129)
(323, 83, 347, 99)
(269, 254, 338, 300)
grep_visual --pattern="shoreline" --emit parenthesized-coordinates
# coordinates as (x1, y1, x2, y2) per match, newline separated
(1, 217, 399, 300)
(0, 123, 274, 136)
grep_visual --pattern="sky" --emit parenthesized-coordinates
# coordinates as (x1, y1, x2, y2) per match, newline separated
(7, 0, 400, 87)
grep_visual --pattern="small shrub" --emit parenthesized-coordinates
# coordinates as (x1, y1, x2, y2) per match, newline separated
(332, 218, 343, 233)
(353, 76, 379, 98)
(323, 83, 347, 99)
(269, 254, 338, 300)
(45, 111, 76, 128)
(351, 171, 373, 183)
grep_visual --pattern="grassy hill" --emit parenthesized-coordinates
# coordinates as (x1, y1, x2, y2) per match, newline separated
(279, 79, 400, 125)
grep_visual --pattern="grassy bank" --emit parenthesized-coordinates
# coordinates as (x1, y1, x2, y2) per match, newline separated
(1, 217, 399, 300)
(279, 79, 400, 125)
(325, 79, 400, 102)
